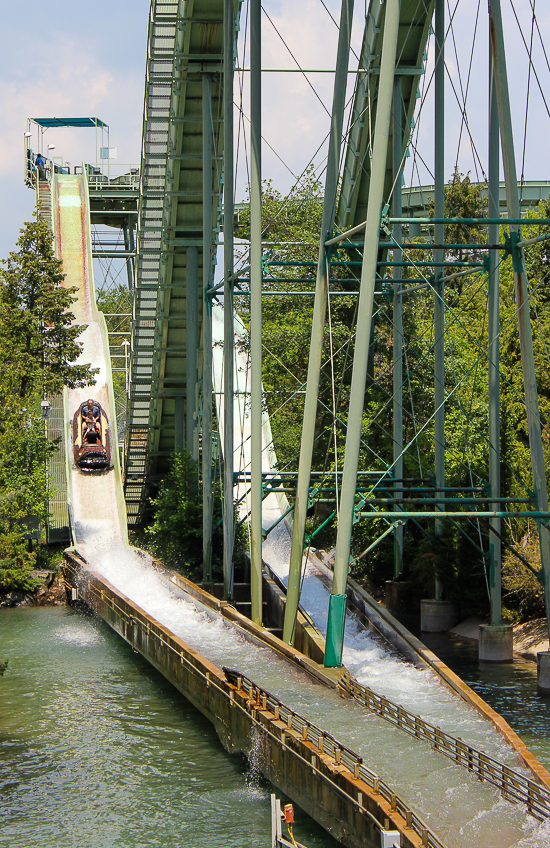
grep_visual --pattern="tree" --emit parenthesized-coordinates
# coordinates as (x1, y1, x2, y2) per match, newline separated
(0, 217, 97, 405)
(0, 217, 97, 592)
(233, 169, 550, 619)
(235, 168, 355, 472)
(141, 449, 247, 582)
(354, 172, 492, 600)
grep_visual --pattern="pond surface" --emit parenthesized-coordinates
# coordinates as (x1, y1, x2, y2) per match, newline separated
(422, 631, 550, 770)
(0, 606, 335, 848)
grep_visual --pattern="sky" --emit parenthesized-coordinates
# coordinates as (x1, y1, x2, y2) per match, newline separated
(1, 0, 550, 259)
(0, 0, 149, 258)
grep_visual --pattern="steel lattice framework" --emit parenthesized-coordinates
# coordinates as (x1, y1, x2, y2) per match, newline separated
(124, 0, 229, 523)
(337, 0, 434, 230)
(117, 0, 550, 675)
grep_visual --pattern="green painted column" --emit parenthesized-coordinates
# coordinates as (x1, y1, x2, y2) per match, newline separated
(489, 0, 550, 633)
(487, 45, 501, 626)
(202, 73, 214, 584)
(326, 0, 401, 668)
(186, 246, 199, 463)
(392, 75, 404, 579)
(433, 0, 445, 601)
(250, 0, 262, 624)
(283, 0, 355, 646)
(174, 396, 185, 451)
(223, 0, 235, 600)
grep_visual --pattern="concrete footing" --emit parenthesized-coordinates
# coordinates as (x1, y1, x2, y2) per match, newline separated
(537, 651, 550, 695)
(385, 581, 412, 615)
(420, 599, 460, 633)
(478, 624, 514, 662)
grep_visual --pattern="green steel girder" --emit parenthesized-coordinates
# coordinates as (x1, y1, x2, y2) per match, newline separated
(124, 0, 240, 525)
(336, 0, 434, 231)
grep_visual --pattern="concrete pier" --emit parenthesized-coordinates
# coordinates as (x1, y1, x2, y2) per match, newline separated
(385, 581, 412, 616)
(420, 600, 460, 632)
(478, 624, 514, 662)
(537, 651, 550, 695)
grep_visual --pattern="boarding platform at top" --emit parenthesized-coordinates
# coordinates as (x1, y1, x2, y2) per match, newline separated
(25, 118, 139, 226)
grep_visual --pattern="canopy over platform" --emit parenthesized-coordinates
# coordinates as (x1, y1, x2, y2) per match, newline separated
(30, 117, 108, 129)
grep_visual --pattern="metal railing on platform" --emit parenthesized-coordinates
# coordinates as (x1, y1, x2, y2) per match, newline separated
(81, 165, 140, 192)
(339, 672, 550, 821)
(224, 669, 445, 848)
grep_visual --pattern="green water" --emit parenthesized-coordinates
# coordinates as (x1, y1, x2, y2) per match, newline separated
(422, 632, 550, 769)
(0, 607, 336, 848)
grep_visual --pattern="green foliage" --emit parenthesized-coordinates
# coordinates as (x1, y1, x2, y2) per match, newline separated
(342, 172, 493, 598)
(95, 283, 131, 317)
(0, 217, 97, 587)
(430, 167, 487, 262)
(141, 450, 247, 582)
(0, 531, 39, 592)
(501, 525, 546, 622)
(0, 417, 54, 531)
(0, 217, 97, 402)
(236, 167, 356, 471)
(234, 168, 550, 620)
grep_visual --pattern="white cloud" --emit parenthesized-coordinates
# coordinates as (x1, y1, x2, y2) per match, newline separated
(0, 4, 146, 257)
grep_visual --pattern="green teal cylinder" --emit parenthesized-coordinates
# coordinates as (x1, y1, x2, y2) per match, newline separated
(324, 593, 347, 667)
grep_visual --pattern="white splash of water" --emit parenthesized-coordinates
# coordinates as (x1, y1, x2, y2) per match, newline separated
(78, 540, 550, 848)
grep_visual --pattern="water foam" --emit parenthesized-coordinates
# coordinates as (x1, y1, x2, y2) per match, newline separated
(79, 540, 548, 848)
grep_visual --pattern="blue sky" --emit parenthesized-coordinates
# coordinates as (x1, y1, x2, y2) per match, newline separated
(0, 0, 149, 257)
(1, 1, 549, 259)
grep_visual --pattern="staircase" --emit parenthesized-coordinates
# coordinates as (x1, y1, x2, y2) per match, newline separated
(37, 181, 53, 230)
(208, 577, 283, 640)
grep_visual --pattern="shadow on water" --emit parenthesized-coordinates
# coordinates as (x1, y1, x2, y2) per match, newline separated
(421, 631, 550, 769)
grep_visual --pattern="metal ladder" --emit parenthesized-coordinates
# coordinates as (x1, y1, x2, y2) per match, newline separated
(36, 180, 52, 231)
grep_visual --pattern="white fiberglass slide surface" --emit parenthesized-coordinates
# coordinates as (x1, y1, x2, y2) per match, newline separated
(54, 174, 126, 550)
(212, 303, 287, 529)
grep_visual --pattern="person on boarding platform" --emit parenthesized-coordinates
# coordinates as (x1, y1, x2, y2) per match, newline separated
(35, 153, 47, 181)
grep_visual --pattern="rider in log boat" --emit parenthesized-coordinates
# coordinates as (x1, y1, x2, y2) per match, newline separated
(73, 399, 111, 471)
(82, 399, 101, 444)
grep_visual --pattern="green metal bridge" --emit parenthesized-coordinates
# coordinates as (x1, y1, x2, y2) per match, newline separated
(124, 0, 234, 525)
(26, 0, 550, 685)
